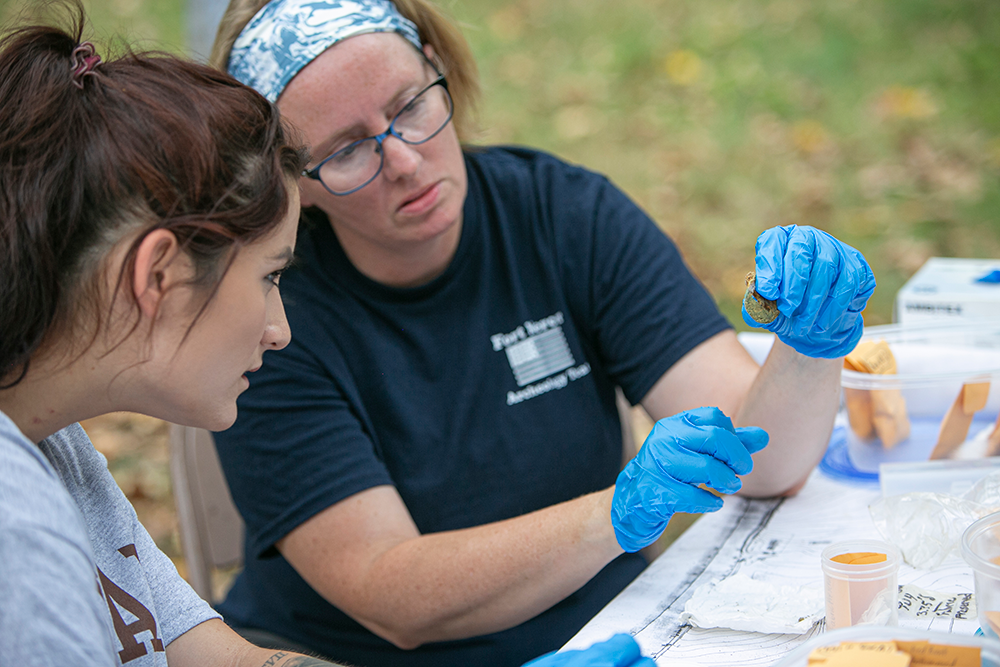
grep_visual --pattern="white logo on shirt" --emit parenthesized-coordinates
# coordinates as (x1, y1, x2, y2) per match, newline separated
(491, 312, 591, 405)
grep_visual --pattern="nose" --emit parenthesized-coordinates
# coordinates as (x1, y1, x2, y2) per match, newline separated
(262, 291, 292, 351)
(379, 134, 421, 181)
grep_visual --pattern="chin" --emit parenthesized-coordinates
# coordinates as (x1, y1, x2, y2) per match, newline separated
(177, 403, 238, 433)
(203, 409, 238, 433)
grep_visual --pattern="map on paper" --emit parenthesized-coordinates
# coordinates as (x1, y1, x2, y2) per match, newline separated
(564, 471, 979, 666)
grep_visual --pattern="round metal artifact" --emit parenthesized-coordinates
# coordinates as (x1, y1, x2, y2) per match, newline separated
(743, 271, 779, 324)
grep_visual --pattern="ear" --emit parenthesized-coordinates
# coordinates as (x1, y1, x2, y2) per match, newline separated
(298, 176, 321, 210)
(422, 43, 440, 70)
(131, 229, 186, 320)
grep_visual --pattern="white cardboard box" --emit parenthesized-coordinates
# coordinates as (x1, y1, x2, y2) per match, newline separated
(895, 257, 1000, 325)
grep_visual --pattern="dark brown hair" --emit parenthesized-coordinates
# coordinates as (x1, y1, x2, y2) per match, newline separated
(0, 2, 308, 387)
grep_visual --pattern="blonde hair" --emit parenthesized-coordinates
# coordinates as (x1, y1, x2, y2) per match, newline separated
(210, 0, 480, 141)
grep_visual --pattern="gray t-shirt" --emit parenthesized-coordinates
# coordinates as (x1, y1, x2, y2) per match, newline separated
(0, 411, 219, 665)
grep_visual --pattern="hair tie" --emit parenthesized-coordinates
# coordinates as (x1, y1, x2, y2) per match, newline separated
(70, 42, 102, 89)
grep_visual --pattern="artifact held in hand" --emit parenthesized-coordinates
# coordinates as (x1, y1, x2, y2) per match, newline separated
(743, 271, 779, 324)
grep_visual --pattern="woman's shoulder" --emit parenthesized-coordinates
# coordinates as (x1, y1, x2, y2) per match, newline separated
(465, 144, 589, 174)
(464, 144, 614, 203)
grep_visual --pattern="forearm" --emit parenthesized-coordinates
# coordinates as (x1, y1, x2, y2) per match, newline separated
(734, 338, 841, 497)
(247, 650, 347, 667)
(165, 619, 352, 667)
(287, 487, 622, 648)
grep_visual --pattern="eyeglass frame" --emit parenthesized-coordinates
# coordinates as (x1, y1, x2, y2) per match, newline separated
(300, 74, 454, 196)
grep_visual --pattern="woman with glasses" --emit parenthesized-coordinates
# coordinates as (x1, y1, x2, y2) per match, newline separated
(207, 1, 875, 665)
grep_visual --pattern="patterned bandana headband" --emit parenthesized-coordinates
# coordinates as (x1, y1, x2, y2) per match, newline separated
(228, 0, 422, 103)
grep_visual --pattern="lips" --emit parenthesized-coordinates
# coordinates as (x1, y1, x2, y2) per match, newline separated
(398, 181, 441, 214)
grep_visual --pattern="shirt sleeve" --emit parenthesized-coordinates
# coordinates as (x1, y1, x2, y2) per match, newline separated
(128, 498, 221, 646)
(547, 159, 732, 405)
(39, 422, 221, 653)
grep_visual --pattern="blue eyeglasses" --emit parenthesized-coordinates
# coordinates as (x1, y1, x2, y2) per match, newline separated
(301, 76, 453, 196)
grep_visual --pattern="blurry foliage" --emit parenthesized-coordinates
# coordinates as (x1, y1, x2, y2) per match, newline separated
(0, 0, 186, 52)
(450, 0, 1000, 327)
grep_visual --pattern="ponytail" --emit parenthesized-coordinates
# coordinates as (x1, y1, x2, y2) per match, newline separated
(0, 0, 307, 387)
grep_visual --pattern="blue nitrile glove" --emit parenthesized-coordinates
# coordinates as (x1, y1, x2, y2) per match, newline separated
(611, 407, 769, 553)
(744, 224, 876, 359)
(520, 634, 656, 667)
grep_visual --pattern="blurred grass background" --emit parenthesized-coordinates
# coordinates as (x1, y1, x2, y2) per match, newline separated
(2, 0, 998, 572)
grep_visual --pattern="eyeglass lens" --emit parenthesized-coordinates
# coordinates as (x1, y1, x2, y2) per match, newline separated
(318, 80, 453, 195)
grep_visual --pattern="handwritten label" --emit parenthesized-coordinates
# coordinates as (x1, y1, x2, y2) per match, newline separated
(897, 585, 975, 621)
(810, 640, 980, 667)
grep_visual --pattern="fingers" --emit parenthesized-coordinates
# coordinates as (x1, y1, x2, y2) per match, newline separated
(612, 478, 723, 551)
(676, 408, 753, 475)
(576, 633, 642, 666)
(669, 408, 757, 475)
(753, 224, 875, 358)
(753, 226, 789, 300)
(776, 226, 817, 320)
(524, 634, 648, 667)
(613, 408, 770, 551)
(736, 426, 769, 454)
(681, 405, 735, 430)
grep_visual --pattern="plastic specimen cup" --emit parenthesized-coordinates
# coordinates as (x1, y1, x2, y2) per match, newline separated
(961, 510, 1000, 639)
(822, 540, 901, 630)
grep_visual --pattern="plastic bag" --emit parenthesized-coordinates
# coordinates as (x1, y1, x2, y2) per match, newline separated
(870, 470, 1000, 569)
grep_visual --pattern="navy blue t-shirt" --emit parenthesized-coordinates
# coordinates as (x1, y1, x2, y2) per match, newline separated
(214, 146, 730, 667)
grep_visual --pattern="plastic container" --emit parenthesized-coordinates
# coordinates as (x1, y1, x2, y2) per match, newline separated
(842, 321, 1000, 474)
(771, 626, 1000, 667)
(821, 540, 900, 630)
(880, 458, 1000, 497)
(962, 511, 1000, 640)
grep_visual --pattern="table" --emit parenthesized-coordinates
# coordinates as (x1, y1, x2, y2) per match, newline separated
(564, 467, 979, 665)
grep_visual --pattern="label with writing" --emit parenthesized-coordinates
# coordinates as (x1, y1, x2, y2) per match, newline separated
(897, 584, 976, 621)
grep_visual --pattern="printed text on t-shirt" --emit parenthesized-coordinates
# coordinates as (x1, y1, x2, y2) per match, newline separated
(491, 312, 590, 404)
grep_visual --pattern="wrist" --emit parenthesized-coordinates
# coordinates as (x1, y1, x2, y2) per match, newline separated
(588, 486, 624, 556)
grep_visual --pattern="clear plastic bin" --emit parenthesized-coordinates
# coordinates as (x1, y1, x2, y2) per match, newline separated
(771, 626, 1000, 667)
(842, 321, 1000, 474)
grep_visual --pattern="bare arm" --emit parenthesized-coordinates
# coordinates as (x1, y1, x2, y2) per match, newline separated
(277, 483, 624, 650)
(640, 330, 841, 497)
(272, 331, 835, 649)
(164, 619, 347, 667)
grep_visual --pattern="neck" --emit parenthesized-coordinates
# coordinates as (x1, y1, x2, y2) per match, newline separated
(0, 348, 130, 444)
(333, 216, 463, 288)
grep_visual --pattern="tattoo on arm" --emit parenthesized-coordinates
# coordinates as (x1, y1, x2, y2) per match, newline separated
(261, 652, 287, 667)
(260, 652, 349, 667)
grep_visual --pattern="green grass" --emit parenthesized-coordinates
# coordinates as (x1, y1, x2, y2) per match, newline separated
(447, 0, 1000, 326)
(4, 0, 999, 328)
(0, 0, 186, 53)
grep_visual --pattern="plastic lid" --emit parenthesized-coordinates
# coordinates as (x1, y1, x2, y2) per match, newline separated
(962, 510, 1000, 579)
(819, 427, 880, 485)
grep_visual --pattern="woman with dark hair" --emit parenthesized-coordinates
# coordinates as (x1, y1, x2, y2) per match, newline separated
(0, 6, 649, 666)
(0, 7, 313, 665)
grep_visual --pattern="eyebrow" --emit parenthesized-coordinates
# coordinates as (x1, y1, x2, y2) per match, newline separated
(310, 80, 426, 163)
(269, 248, 295, 264)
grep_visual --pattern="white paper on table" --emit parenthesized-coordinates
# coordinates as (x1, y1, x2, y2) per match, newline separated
(566, 470, 980, 666)
(679, 571, 823, 634)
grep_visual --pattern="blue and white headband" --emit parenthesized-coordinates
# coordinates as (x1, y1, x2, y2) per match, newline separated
(228, 0, 422, 103)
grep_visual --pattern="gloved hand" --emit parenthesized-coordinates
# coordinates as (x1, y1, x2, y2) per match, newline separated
(611, 407, 768, 553)
(520, 633, 655, 667)
(744, 224, 876, 359)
